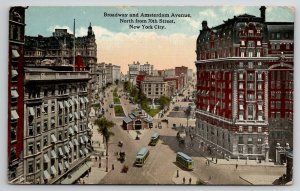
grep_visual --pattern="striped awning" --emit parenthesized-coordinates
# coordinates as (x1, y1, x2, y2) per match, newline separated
(11, 90, 19, 98)
(51, 134, 57, 142)
(29, 107, 35, 116)
(51, 150, 57, 159)
(50, 165, 57, 175)
(59, 102, 64, 109)
(11, 110, 19, 120)
(74, 112, 79, 119)
(43, 170, 50, 180)
(64, 100, 70, 108)
(68, 127, 74, 135)
(73, 139, 79, 146)
(12, 70, 18, 78)
(43, 153, 50, 163)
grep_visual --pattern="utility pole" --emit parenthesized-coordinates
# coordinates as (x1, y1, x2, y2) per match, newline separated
(73, 18, 76, 71)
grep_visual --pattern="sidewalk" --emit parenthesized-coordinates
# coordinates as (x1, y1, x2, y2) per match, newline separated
(213, 158, 281, 167)
(80, 159, 109, 184)
(172, 169, 200, 185)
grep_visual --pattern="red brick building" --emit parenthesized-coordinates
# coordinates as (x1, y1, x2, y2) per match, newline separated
(195, 6, 293, 160)
(175, 66, 188, 86)
(8, 6, 26, 182)
(122, 110, 153, 130)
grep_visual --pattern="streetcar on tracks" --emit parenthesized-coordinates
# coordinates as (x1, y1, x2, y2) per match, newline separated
(176, 152, 194, 170)
(149, 132, 160, 146)
(135, 147, 150, 167)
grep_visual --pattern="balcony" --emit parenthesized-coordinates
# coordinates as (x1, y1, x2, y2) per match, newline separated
(25, 71, 90, 82)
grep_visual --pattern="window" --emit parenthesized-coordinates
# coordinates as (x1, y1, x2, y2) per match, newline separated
(43, 136, 48, 147)
(239, 126, 243, 132)
(258, 127, 262, 133)
(28, 142, 34, 155)
(239, 83, 244, 90)
(248, 126, 253, 133)
(36, 107, 41, 117)
(239, 73, 244, 80)
(257, 138, 262, 144)
(248, 62, 253, 69)
(28, 161, 34, 174)
(28, 126, 34, 136)
(257, 41, 261, 46)
(43, 120, 48, 131)
(276, 32, 281, 39)
(248, 51, 253, 57)
(258, 83, 262, 90)
(37, 123, 41, 134)
(239, 62, 244, 68)
(247, 105, 254, 120)
(36, 141, 41, 152)
(247, 137, 253, 144)
(238, 145, 243, 153)
(36, 159, 41, 171)
(257, 51, 261, 57)
(248, 147, 253, 154)
(241, 52, 245, 57)
(286, 43, 290, 50)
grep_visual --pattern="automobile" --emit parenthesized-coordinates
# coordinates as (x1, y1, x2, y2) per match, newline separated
(119, 151, 126, 162)
(109, 103, 114, 108)
(177, 130, 186, 143)
(118, 141, 123, 147)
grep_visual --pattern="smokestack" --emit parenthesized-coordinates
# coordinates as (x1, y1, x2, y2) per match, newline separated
(260, 6, 266, 22)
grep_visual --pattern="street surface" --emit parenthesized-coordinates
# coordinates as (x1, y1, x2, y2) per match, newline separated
(87, 83, 285, 185)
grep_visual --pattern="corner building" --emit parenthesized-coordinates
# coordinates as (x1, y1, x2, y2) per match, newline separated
(195, 6, 293, 160)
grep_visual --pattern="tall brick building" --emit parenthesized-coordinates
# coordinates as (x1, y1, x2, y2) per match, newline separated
(8, 6, 27, 183)
(195, 6, 293, 160)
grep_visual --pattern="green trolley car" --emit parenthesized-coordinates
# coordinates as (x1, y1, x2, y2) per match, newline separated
(135, 147, 150, 167)
(176, 152, 194, 170)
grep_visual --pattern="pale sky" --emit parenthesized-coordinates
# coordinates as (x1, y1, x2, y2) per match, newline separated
(25, 6, 294, 73)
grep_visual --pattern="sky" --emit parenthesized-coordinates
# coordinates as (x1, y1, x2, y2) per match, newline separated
(25, 6, 294, 73)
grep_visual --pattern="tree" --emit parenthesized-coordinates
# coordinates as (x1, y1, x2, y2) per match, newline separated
(158, 96, 171, 110)
(94, 117, 115, 172)
(123, 81, 131, 92)
(185, 106, 192, 128)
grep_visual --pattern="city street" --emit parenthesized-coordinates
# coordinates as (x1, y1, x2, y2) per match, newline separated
(89, 84, 286, 185)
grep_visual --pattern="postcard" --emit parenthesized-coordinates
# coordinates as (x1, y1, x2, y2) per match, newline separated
(8, 6, 294, 185)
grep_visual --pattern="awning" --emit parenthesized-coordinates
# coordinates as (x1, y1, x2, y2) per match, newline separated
(84, 148, 89, 154)
(69, 99, 74, 106)
(12, 70, 18, 78)
(239, 105, 244, 110)
(84, 135, 89, 142)
(73, 125, 78, 132)
(29, 107, 35, 116)
(74, 139, 79, 146)
(80, 137, 85, 144)
(84, 97, 89, 103)
(43, 170, 51, 180)
(51, 165, 57, 175)
(59, 102, 64, 109)
(11, 90, 19, 98)
(60, 162, 92, 184)
(43, 153, 50, 163)
(74, 112, 79, 119)
(80, 98, 84, 104)
(64, 101, 70, 108)
(58, 163, 64, 171)
(68, 127, 74, 135)
(80, 111, 84, 118)
(51, 150, 57, 159)
(51, 134, 57, 142)
(74, 98, 79, 105)
(69, 141, 74, 148)
(79, 150, 84, 156)
(64, 145, 70, 153)
(11, 110, 19, 120)
(69, 113, 73, 118)
(12, 49, 20, 58)
(258, 105, 263, 111)
(58, 147, 64, 156)
(64, 161, 70, 169)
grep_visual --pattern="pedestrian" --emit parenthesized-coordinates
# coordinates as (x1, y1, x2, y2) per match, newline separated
(95, 156, 97, 161)
(208, 159, 210, 166)
(177, 170, 179, 177)
(99, 162, 101, 168)
(189, 177, 192, 184)
(82, 180, 85, 184)
(205, 160, 207, 166)
(236, 163, 238, 170)
(112, 164, 114, 170)
(216, 158, 218, 164)
(183, 177, 186, 184)
(209, 176, 212, 180)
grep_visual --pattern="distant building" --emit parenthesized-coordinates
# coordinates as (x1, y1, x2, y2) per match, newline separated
(175, 66, 188, 85)
(122, 110, 153, 130)
(141, 76, 171, 99)
(128, 61, 154, 84)
(105, 63, 121, 84)
(8, 6, 27, 183)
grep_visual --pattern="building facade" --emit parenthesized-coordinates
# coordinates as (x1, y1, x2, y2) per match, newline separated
(23, 68, 92, 184)
(195, 6, 293, 160)
(139, 62, 154, 75)
(141, 76, 171, 99)
(8, 6, 26, 183)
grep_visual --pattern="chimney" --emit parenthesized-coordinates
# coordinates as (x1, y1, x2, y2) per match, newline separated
(202, 20, 208, 30)
(260, 6, 266, 22)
